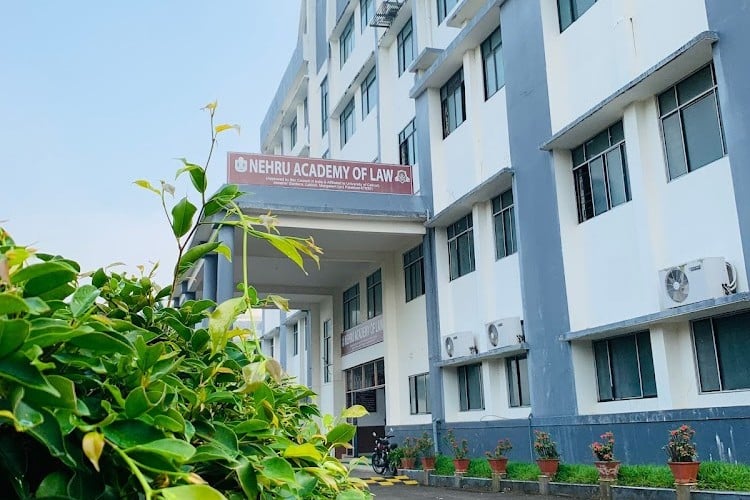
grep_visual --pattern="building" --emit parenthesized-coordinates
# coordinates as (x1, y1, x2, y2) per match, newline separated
(188, 0, 750, 464)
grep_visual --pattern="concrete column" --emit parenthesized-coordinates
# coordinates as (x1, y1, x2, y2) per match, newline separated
(675, 483, 696, 500)
(279, 310, 288, 371)
(599, 479, 615, 500)
(202, 253, 218, 303)
(216, 224, 235, 304)
(538, 475, 551, 496)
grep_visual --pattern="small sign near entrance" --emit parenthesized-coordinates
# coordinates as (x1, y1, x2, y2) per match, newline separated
(228, 152, 413, 195)
(341, 316, 384, 355)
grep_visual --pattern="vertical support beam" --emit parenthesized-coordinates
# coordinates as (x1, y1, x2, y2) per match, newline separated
(279, 310, 288, 371)
(202, 253, 218, 303)
(538, 475, 551, 496)
(216, 224, 235, 304)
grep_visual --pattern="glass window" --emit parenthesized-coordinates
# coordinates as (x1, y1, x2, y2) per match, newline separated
(340, 97, 356, 147)
(292, 322, 299, 356)
(558, 0, 597, 31)
(397, 19, 415, 76)
(593, 331, 657, 402)
(366, 269, 382, 319)
(290, 117, 297, 148)
(507, 355, 530, 407)
(340, 16, 354, 68)
(658, 64, 725, 180)
(399, 118, 417, 166)
(409, 372, 431, 414)
(572, 120, 631, 223)
(437, 0, 459, 24)
(441, 68, 466, 138)
(492, 189, 516, 259)
(447, 214, 475, 280)
(343, 283, 360, 330)
(403, 243, 425, 302)
(361, 67, 377, 118)
(321, 78, 329, 135)
(323, 319, 333, 383)
(458, 363, 484, 411)
(481, 26, 504, 99)
(693, 312, 750, 392)
(303, 98, 308, 128)
(360, 0, 374, 31)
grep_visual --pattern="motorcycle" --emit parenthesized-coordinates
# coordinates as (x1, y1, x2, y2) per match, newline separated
(371, 432, 397, 475)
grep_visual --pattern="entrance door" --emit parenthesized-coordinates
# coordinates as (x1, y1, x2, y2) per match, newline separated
(344, 360, 386, 456)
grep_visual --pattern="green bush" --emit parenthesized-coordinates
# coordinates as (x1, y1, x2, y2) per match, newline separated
(464, 459, 492, 478)
(433, 454, 454, 476)
(698, 462, 750, 492)
(0, 105, 370, 499)
(618, 465, 674, 488)
(506, 462, 541, 480)
(554, 464, 598, 484)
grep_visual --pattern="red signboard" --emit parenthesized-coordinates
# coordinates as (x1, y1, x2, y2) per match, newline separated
(227, 152, 413, 195)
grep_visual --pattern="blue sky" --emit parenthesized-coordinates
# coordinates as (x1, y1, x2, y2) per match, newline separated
(0, 1, 300, 286)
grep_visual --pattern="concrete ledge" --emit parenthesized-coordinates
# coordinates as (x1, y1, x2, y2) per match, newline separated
(549, 482, 599, 498)
(692, 492, 750, 500)
(611, 485, 675, 499)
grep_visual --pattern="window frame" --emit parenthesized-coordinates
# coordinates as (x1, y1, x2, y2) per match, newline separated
(290, 117, 297, 148)
(403, 243, 425, 302)
(398, 118, 417, 166)
(447, 214, 475, 281)
(506, 354, 530, 408)
(340, 16, 354, 68)
(492, 189, 517, 259)
(437, 0, 459, 24)
(409, 372, 431, 414)
(361, 67, 377, 118)
(292, 322, 299, 356)
(457, 363, 484, 411)
(593, 331, 657, 402)
(343, 283, 360, 331)
(440, 68, 466, 138)
(323, 319, 333, 383)
(558, 0, 598, 32)
(340, 97, 356, 147)
(366, 269, 382, 319)
(397, 18, 414, 76)
(360, 0, 374, 32)
(481, 26, 504, 100)
(691, 311, 750, 394)
(320, 78, 329, 135)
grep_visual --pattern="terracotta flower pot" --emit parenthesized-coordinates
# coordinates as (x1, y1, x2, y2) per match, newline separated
(453, 458, 470, 473)
(421, 456, 436, 470)
(400, 457, 416, 469)
(536, 458, 560, 476)
(668, 461, 700, 484)
(594, 460, 620, 480)
(487, 457, 509, 474)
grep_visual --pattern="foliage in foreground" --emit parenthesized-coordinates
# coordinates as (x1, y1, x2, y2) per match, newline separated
(0, 104, 370, 499)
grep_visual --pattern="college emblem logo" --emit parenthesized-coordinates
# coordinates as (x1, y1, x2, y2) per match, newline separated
(395, 170, 410, 184)
(234, 156, 248, 173)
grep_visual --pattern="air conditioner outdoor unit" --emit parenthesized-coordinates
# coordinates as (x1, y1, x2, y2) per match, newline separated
(441, 331, 476, 360)
(484, 317, 523, 350)
(658, 257, 736, 309)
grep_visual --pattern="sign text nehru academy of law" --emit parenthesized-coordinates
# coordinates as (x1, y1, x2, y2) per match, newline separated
(228, 153, 413, 195)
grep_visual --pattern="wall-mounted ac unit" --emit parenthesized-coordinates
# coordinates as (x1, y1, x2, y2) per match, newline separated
(484, 317, 523, 350)
(658, 257, 736, 310)
(441, 331, 475, 360)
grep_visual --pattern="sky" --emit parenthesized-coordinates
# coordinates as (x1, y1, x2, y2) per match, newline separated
(0, 1, 301, 286)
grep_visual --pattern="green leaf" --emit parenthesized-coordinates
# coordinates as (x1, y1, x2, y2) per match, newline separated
(69, 331, 134, 355)
(326, 423, 356, 447)
(189, 442, 238, 463)
(134, 179, 161, 195)
(283, 443, 324, 462)
(124, 387, 151, 418)
(261, 457, 296, 485)
(154, 414, 184, 433)
(27, 408, 76, 468)
(126, 439, 195, 463)
(171, 197, 197, 238)
(23, 297, 50, 315)
(0, 352, 60, 395)
(36, 471, 69, 497)
(103, 420, 166, 448)
(69, 285, 99, 318)
(177, 242, 220, 276)
(340, 405, 368, 419)
(208, 297, 246, 355)
(0, 319, 30, 358)
(159, 485, 227, 500)
(0, 293, 29, 315)
(236, 461, 259, 498)
(204, 185, 240, 217)
(11, 260, 76, 285)
(23, 374, 78, 410)
(337, 489, 369, 500)
(26, 320, 89, 348)
(234, 419, 270, 435)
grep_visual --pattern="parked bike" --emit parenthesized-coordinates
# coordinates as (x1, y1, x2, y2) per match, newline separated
(371, 432, 397, 475)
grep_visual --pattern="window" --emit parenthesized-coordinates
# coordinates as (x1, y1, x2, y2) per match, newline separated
(323, 319, 333, 383)
(290, 117, 297, 148)
(593, 331, 657, 402)
(345, 359, 384, 410)
(572, 121, 631, 223)
(658, 64, 726, 180)
(481, 26, 504, 99)
(437, 0, 459, 24)
(507, 355, 530, 407)
(492, 189, 516, 259)
(399, 118, 417, 166)
(440, 68, 466, 138)
(447, 214, 475, 280)
(360, 0, 374, 32)
(292, 322, 299, 356)
(403, 243, 425, 302)
(322, 150, 329, 159)
(366, 269, 382, 319)
(340, 97, 356, 147)
(457, 363, 484, 411)
(303, 98, 309, 128)
(340, 16, 354, 68)
(397, 19, 414, 76)
(361, 67, 377, 118)
(343, 283, 360, 330)
(321, 78, 329, 135)
(558, 0, 597, 31)
(409, 373, 431, 414)
(693, 312, 750, 393)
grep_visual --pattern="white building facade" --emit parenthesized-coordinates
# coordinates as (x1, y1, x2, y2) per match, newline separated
(192, 0, 750, 463)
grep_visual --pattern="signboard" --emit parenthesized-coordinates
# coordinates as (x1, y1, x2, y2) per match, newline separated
(341, 316, 384, 356)
(228, 152, 413, 195)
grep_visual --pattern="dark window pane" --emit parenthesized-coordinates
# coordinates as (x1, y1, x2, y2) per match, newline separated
(658, 88, 678, 116)
(558, 0, 574, 30)
(589, 156, 608, 216)
(594, 341, 613, 401)
(409, 377, 417, 414)
(682, 93, 724, 171)
(377, 358, 385, 385)
(636, 331, 657, 397)
(572, 145, 585, 166)
(503, 209, 516, 255)
(677, 65, 713, 104)
(449, 240, 459, 280)
(693, 319, 720, 392)
(714, 313, 750, 391)
(663, 113, 688, 179)
(364, 362, 375, 387)
(609, 336, 640, 399)
(518, 355, 530, 406)
(507, 358, 520, 407)
(467, 364, 483, 410)
(610, 121, 624, 143)
(494, 211, 506, 259)
(606, 147, 628, 207)
(574, 166, 593, 222)
(585, 129, 610, 159)
(501, 189, 513, 208)
(458, 366, 468, 410)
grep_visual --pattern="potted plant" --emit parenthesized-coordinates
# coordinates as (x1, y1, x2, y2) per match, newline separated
(485, 438, 512, 475)
(665, 424, 700, 484)
(445, 429, 470, 473)
(533, 430, 560, 477)
(417, 432, 436, 470)
(399, 437, 419, 469)
(590, 431, 620, 480)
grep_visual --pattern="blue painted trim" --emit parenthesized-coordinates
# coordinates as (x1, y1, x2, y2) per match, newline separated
(202, 253, 217, 302)
(216, 225, 235, 304)
(423, 229, 446, 433)
(563, 293, 750, 342)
